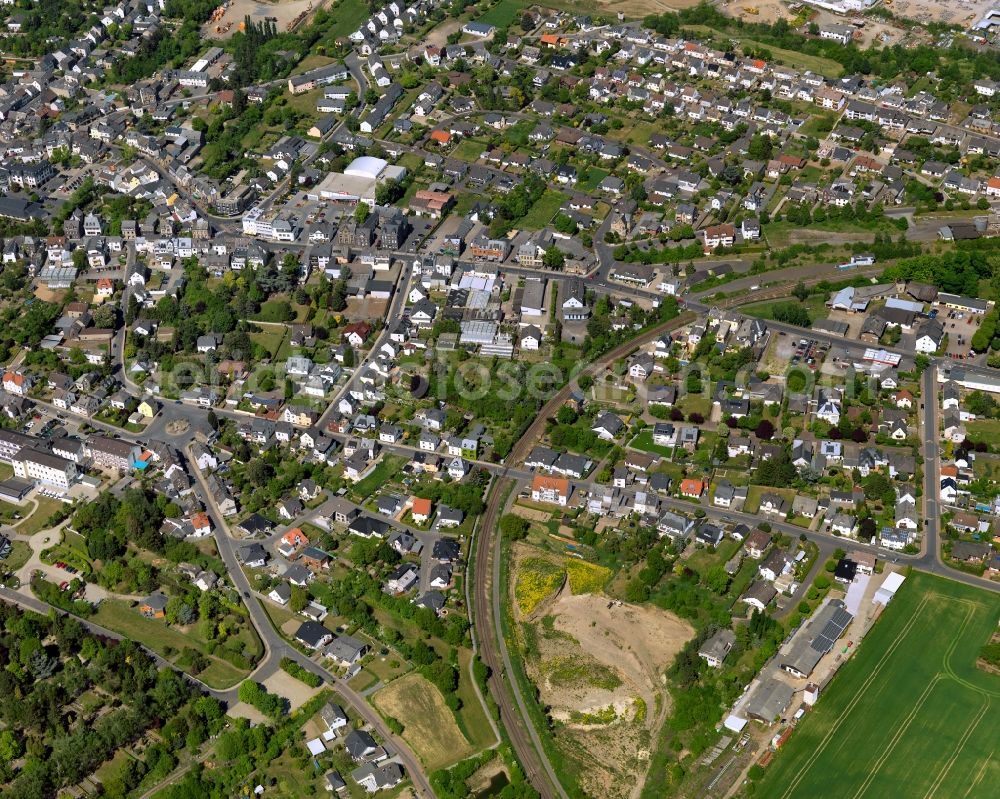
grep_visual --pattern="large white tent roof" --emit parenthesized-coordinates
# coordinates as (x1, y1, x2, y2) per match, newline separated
(345, 156, 387, 180)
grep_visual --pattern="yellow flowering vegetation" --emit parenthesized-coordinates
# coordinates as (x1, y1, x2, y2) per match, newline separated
(514, 557, 565, 615)
(515, 554, 611, 616)
(565, 558, 611, 595)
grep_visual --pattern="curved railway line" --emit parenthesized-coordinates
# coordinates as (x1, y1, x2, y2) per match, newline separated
(468, 266, 887, 797)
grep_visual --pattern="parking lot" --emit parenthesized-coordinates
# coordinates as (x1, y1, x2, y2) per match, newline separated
(21, 410, 85, 441)
(789, 336, 829, 373)
(939, 308, 983, 360)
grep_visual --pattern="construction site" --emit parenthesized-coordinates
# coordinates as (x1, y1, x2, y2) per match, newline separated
(201, 0, 325, 40)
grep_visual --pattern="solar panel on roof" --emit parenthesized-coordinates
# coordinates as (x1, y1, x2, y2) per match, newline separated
(812, 608, 853, 653)
(830, 608, 853, 628)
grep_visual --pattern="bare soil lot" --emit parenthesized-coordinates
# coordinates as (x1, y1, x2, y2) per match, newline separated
(345, 296, 389, 322)
(263, 669, 320, 711)
(513, 543, 694, 799)
(889, 0, 988, 28)
(510, 504, 552, 522)
(424, 18, 464, 48)
(602, 0, 703, 15)
(542, 589, 693, 720)
(204, 0, 325, 40)
(721, 0, 791, 24)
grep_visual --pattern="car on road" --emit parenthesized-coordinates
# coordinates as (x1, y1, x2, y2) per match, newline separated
(243, 591, 250, 598)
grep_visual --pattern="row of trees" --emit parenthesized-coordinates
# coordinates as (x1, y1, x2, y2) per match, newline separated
(645, 3, 1000, 83)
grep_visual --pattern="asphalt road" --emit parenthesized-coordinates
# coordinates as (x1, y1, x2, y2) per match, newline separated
(0, 585, 231, 700)
(921, 366, 941, 566)
(184, 446, 434, 797)
(471, 310, 697, 799)
(317, 260, 412, 430)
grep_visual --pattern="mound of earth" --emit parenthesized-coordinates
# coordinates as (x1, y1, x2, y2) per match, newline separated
(520, 582, 695, 799)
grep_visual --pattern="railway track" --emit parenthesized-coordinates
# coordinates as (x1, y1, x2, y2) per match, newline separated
(470, 311, 696, 799)
(470, 263, 880, 795)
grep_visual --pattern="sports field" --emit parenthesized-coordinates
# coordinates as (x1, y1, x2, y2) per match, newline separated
(758, 571, 1000, 799)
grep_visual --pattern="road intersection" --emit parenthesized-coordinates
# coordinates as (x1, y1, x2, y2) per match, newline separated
(8, 230, 1000, 799)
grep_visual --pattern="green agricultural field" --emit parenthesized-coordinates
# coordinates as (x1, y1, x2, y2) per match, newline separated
(757, 572, 1000, 799)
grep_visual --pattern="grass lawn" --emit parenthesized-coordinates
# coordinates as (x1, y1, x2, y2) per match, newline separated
(675, 394, 712, 417)
(455, 648, 498, 750)
(372, 673, 477, 769)
(577, 166, 610, 193)
(0, 499, 25, 524)
(744, 485, 796, 515)
(363, 654, 412, 684)
(629, 430, 676, 459)
(798, 164, 828, 183)
(518, 190, 567, 231)
(757, 572, 1000, 799)
(241, 126, 281, 152)
(608, 119, 660, 146)
(376, 86, 421, 138)
(93, 600, 251, 690)
(453, 192, 479, 217)
(397, 152, 424, 171)
(0, 463, 12, 481)
(477, 0, 524, 27)
(400, 177, 427, 209)
(742, 295, 829, 325)
(972, 452, 1000, 482)
(684, 537, 738, 575)
(1, 540, 30, 571)
(264, 602, 298, 632)
(283, 86, 323, 121)
(322, 0, 369, 40)
(41, 540, 91, 576)
(351, 455, 405, 502)
(255, 298, 300, 323)
(250, 328, 288, 359)
(798, 112, 838, 139)
(291, 54, 337, 75)
(740, 38, 843, 77)
(18, 496, 67, 535)
(682, 26, 842, 76)
(966, 419, 1000, 440)
(196, 658, 249, 689)
(763, 218, 899, 249)
(94, 748, 137, 786)
(263, 748, 325, 798)
(349, 671, 379, 692)
(451, 137, 488, 162)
